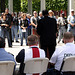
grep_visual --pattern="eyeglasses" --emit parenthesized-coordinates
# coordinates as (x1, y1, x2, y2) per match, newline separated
(34, 13, 37, 14)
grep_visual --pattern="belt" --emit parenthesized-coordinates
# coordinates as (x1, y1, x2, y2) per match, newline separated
(54, 69, 60, 72)
(61, 25, 65, 27)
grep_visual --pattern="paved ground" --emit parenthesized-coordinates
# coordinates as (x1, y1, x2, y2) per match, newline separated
(5, 38, 65, 58)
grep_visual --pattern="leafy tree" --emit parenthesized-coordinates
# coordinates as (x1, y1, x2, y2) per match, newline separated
(13, 0, 21, 12)
(0, 0, 68, 13)
(46, 0, 68, 11)
(32, 0, 40, 12)
(1, 0, 5, 12)
(21, 0, 28, 12)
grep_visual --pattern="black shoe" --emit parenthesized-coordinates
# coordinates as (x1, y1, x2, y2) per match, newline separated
(16, 41, 19, 43)
(12, 40, 14, 42)
(26, 44, 28, 46)
(62, 40, 64, 43)
(58, 41, 60, 43)
(9, 46, 12, 47)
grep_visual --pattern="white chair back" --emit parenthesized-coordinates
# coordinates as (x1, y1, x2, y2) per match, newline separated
(0, 61, 15, 75)
(24, 58, 49, 74)
(62, 56, 75, 72)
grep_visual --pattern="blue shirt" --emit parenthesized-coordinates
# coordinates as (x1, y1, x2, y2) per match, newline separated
(0, 48, 15, 62)
(27, 18, 32, 29)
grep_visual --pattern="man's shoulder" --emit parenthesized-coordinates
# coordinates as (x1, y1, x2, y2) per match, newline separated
(39, 48, 45, 54)
(68, 15, 72, 18)
(39, 16, 50, 21)
(31, 16, 34, 19)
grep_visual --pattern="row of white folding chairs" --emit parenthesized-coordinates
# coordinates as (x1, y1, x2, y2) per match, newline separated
(0, 58, 49, 75)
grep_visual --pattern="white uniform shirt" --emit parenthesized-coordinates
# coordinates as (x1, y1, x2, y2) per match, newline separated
(58, 17, 66, 26)
(50, 43, 75, 71)
(67, 15, 75, 24)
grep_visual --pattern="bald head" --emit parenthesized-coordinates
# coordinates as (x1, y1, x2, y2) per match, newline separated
(63, 32, 74, 43)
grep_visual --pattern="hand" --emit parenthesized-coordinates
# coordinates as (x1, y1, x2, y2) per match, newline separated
(1, 24, 5, 26)
(5, 24, 9, 27)
(71, 24, 74, 27)
(23, 27, 26, 30)
(29, 24, 31, 26)
(35, 25, 37, 28)
(56, 33, 58, 37)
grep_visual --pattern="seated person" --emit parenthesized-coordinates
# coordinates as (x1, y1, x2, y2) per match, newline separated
(47, 32, 75, 75)
(16, 35, 45, 75)
(0, 37, 15, 61)
(0, 37, 15, 75)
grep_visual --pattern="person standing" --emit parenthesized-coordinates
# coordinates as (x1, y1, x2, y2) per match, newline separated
(1, 13, 12, 47)
(31, 11, 39, 35)
(38, 12, 43, 20)
(20, 13, 28, 46)
(67, 9, 75, 43)
(48, 10, 55, 18)
(57, 13, 67, 43)
(37, 10, 57, 59)
(27, 14, 32, 36)
(11, 13, 19, 43)
(5, 8, 13, 47)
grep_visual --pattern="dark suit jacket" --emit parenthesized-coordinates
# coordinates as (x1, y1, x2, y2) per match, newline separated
(37, 16, 57, 46)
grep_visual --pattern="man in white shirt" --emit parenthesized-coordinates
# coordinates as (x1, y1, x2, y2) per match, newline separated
(67, 9, 75, 32)
(16, 35, 45, 75)
(48, 32, 75, 75)
(67, 9, 75, 43)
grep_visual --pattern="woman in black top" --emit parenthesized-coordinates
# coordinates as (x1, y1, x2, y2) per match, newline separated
(20, 13, 28, 46)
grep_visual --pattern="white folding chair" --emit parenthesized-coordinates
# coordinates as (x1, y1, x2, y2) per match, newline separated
(24, 58, 49, 74)
(61, 56, 75, 75)
(0, 61, 15, 75)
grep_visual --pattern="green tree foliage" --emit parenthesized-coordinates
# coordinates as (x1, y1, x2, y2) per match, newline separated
(32, 0, 40, 12)
(21, 0, 28, 12)
(1, 0, 5, 12)
(20, 0, 40, 12)
(46, 0, 68, 11)
(13, 0, 21, 12)
(0, 0, 67, 13)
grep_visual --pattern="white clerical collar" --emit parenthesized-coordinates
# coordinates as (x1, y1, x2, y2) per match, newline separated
(29, 45, 38, 48)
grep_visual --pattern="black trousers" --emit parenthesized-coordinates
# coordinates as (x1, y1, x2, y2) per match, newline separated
(47, 68, 61, 75)
(41, 45, 56, 59)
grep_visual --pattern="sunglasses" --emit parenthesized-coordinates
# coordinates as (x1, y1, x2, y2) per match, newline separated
(34, 13, 37, 14)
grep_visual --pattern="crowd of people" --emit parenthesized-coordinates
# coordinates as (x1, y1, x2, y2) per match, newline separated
(0, 8, 67, 47)
(0, 8, 75, 75)
(0, 8, 74, 47)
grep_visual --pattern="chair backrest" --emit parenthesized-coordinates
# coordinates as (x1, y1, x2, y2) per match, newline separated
(0, 61, 15, 75)
(61, 56, 75, 72)
(24, 58, 49, 74)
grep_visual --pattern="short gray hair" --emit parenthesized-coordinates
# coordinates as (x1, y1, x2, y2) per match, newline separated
(63, 32, 74, 39)
(27, 35, 38, 46)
